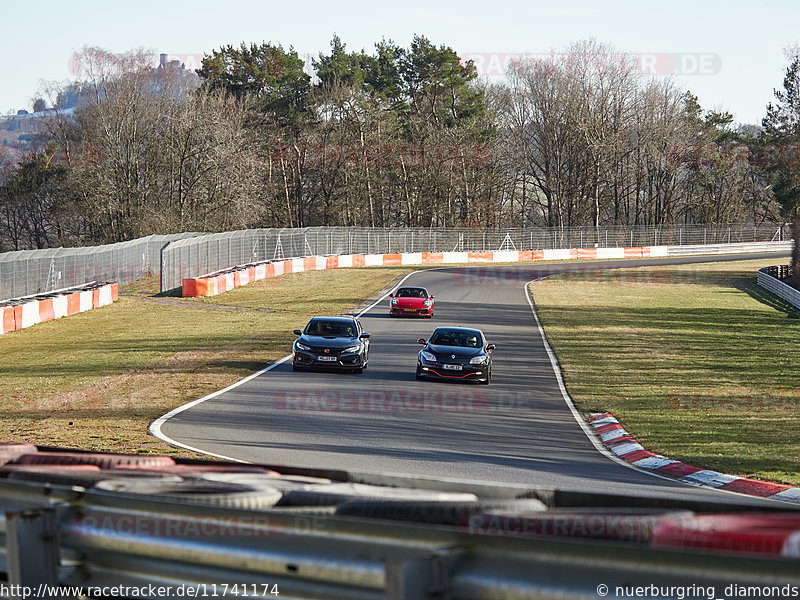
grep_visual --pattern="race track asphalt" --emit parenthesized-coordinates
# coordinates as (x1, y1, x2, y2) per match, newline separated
(159, 252, 790, 505)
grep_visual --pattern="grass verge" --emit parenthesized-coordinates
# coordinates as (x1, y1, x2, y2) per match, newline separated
(0, 266, 414, 456)
(529, 258, 800, 486)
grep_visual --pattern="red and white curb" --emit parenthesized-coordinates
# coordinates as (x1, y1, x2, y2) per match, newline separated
(588, 412, 800, 504)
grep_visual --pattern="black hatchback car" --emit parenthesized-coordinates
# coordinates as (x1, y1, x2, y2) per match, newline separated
(416, 326, 495, 384)
(292, 316, 370, 373)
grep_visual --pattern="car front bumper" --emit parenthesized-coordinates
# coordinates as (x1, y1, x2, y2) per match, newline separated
(293, 351, 366, 369)
(390, 307, 431, 316)
(417, 362, 488, 382)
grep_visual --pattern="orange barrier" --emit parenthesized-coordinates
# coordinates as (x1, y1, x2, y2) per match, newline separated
(180, 245, 676, 298)
(0, 282, 119, 336)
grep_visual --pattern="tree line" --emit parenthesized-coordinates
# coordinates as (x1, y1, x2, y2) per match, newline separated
(0, 36, 798, 269)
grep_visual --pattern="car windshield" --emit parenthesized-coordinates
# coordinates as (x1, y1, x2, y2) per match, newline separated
(396, 287, 428, 298)
(305, 319, 356, 337)
(429, 328, 482, 348)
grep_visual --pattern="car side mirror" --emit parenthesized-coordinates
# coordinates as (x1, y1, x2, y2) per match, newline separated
(486, 344, 496, 351)
(293, 329, 302, 336)
(417, 338, 426, 345)
(360, 332, 371, 339)
(389, 293, 394, 298)
(430, 295, 435, 298)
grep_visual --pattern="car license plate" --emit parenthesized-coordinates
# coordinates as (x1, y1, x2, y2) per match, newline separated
(316, 356, 337, 362)
(442, 364, 462, 371)
(404, 308, 417, 312)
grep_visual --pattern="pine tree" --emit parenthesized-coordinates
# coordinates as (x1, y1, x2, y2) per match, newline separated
(761, 53, 800, 272)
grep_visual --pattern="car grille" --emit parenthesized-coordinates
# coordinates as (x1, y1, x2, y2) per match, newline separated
(308, 347, 343, 356)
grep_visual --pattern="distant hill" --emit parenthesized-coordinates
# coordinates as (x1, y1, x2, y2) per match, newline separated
(0, 113, 44, 162)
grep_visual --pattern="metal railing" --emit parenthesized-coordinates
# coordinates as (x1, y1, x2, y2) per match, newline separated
(666, 241, 794, 257)
(758, 265, 800, 310)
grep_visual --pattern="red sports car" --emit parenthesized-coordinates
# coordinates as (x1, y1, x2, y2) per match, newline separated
(389, 286, 435, 318)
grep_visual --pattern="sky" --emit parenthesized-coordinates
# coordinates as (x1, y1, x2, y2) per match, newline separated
(1, 0, 798, 125)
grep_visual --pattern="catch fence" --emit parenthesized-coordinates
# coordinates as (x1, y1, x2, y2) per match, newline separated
(0, 233, 199, 300)
(158, 223, 789, 292)
(0, 224, 789, 299)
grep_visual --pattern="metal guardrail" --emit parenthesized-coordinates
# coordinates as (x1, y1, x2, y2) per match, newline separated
(1, 477, 800, 599)
(666, 241, 794, 256)
(758, 265, 800, 309)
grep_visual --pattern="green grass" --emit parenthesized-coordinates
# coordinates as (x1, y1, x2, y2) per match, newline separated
(529, 259, 800, 486)
(0, 266, 414, 455)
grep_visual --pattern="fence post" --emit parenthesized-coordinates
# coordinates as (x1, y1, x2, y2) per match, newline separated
(6, 507, 60, 590)
(159, 242, 169, 293)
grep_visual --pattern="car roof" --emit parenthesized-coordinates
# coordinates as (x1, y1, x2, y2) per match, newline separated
(432, 326, 483, 335)
(308, 316, 357, 323)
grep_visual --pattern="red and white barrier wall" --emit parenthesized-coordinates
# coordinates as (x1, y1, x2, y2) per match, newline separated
(181, 240, 789, 298)
(0, 282, 118, 336)
(182, 246, 670, 297)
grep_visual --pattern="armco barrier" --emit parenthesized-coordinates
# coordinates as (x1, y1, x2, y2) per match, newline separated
(182, 241, 789, 298)
(0, 282, 118, 335)
(1, 448, 799, 596)
(758, 265, 800, 310)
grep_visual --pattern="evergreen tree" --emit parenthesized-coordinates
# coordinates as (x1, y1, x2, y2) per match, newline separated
(761, 53, 800, 272)
(198, 42, 311, 127)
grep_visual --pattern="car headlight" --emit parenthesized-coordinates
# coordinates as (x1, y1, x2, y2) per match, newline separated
(295, 342, 311, 351)
(423, 300, 431, 307)
(391, 298, 398, 305)
(343, 345, 361, 354)
(470, 355, 489, 365)
(420, 351, 437, 362)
